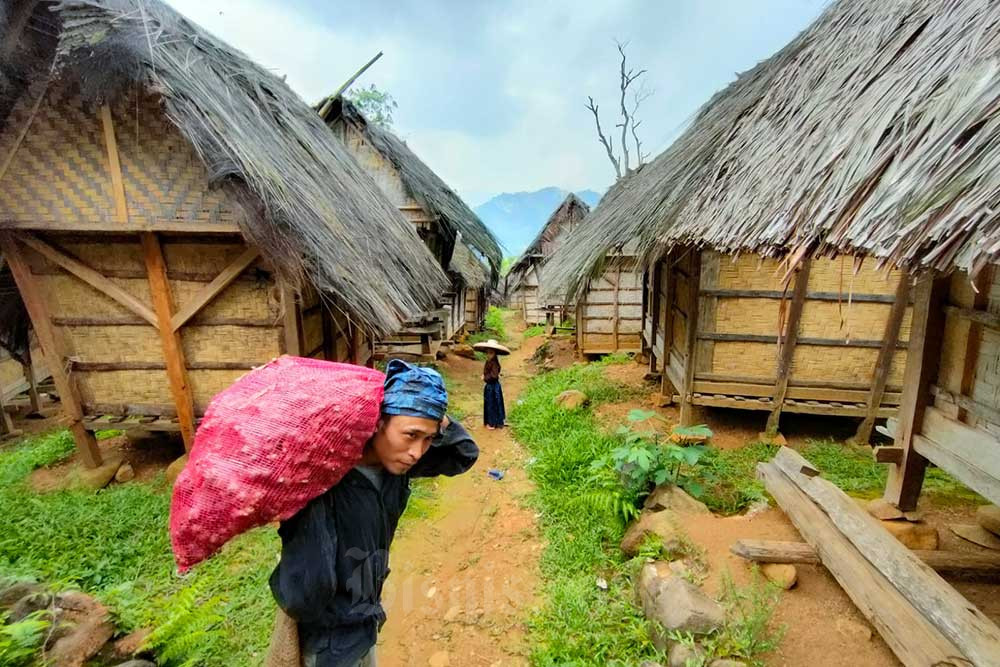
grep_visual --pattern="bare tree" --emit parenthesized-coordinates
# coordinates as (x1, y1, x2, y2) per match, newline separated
(587, 41, 653, 180)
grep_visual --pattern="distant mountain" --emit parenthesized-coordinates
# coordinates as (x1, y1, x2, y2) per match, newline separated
(474, 186, 602, 257)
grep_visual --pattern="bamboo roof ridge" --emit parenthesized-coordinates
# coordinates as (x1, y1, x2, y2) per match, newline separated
(508, 193, 590, 293)
(546, 0, 1000, 301)
(322, 97, 502, 282)
(1, 0, 449, 340)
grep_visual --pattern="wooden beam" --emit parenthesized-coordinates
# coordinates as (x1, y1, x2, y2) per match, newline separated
(695, 332, 903, 349)
(0, 238, 102, 466)
(169, 247, 260, 332)
(958, 268, 992, 423)
(873, 446, 904, 464)
(884, 274, 949, 510)
(931, 384, 1000, 428)
(647, 260, 662, 374)
(281, 284, 302, 356)
(758, 461, 964, 666)
(0, 79, 47, 185)
(20, 235, 158, 327)
(698, 288, 903, 304)
(853, 270, 910, 444)
(944, 304, 1000, 331)
(1, 219, 243, 234)
(612, 263, 621, 352)
(22, 361, 41, 414)
(730, 539, 1000, 579)
(766, 258, 811, 434)
(773, 447, 1000, 665)
(660, 256, 678, 403)
(99, 104, 129, 225)
(141, 233, 196, 451)
(70, 361, 258, 372)
(679, 252, 702, 425)
(913, 406, 1000, 506)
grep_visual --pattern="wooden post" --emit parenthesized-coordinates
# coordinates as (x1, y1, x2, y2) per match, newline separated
(958, 267, 993, 423)
(647, 261, 663, 374)
(320, 305, 336, 361)
(884, 274, 950, 510)
(0, 386, 16, 438)
(575, 296, 585, 357)
(660, 254, 677, 404)
(679, 251, 702, 425)
(853, 270, 911, 444)
(22, 360, 41, 414)
(1, 238, 102, 466)
(765, 257, 812, 434)
(141, 233, 196, 451)
(281, 285, 303, 356)
(612, 262, 621, 352)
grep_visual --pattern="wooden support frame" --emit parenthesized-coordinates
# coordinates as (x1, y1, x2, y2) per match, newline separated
(1, 238, 102, 466)
(884, 274, 950, 510)
(853, 270, 910, 444)
(169, 247, 260, 331)
(281, 284, 303, 356)
(958, 267, 993, 423)
(141, 233, 196, 451)
(23, 361, 41, 414)
(679, 251, 702, 425)
(765, 257, 812, 434)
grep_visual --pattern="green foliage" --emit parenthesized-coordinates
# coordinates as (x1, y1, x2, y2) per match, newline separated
(142, 584, 225, 667)
(523, 324, 546, 338)
(510, 363, 662, 664)
(670, 423, 713, 444)
(345, 84, 398, 128)
(468, 306, 509, 344)
(691, 442, 778, 515)
(0, 610, 49, 667)
(500, 256, 517, 276)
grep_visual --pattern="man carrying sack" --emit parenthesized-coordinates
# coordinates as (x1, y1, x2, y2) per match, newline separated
(266, 360, 479, 667)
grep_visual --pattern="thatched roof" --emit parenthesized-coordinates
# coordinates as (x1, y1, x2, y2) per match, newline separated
(508, 193, 590, 290)
(448, 234, 489, 289)
(322, 97, 502, 282)
(547, 0, 1000, 300)
(0, 0, 450, 349)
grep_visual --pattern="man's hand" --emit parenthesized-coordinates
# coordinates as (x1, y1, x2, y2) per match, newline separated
(439, 415, 450, 432)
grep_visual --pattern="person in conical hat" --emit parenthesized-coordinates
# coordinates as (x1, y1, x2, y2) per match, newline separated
(473, 339, 509, 429)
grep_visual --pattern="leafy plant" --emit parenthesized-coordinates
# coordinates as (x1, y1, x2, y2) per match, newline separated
(524, 324, 546, 338)
(0, 610, 49, 667)
(142, 584, 225, 667)
(671, 423, 713, 445)
(345, 84, 398, 128)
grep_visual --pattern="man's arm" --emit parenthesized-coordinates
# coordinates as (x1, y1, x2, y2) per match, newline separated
(269, 493, 338, 624)
(408, 417, 479, 478)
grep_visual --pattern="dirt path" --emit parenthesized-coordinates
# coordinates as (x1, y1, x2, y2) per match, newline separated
(378, 319, 543, 666)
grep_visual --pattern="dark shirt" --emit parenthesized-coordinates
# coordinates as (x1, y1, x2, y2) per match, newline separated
(484, 357, 501, 383)
(269, 419, 478, 667)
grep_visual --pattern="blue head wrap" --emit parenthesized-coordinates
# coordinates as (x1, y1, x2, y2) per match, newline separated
(381, 359, 448, 421)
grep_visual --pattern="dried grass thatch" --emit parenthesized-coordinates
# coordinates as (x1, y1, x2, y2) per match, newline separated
(323, 97, 502, 282)
(547, 0, 1000, 300)
(508, 193, 589, 292)
(448, 233, 488, 289)
(0, 0, 450, 344)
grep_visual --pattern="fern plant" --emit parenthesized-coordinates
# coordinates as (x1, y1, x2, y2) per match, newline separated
(0, 610, 50, 667)
(141, 584, 225, 667)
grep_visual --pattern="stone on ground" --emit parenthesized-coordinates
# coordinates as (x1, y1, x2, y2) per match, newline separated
(112, 629, 151, 658)
(756, 431, 788, 446)
(760, 563, 797, 590)
(165, 454, 189, 485)
(115, 661, 156, 667)
(882, 520, 939, 550)
(443, 605, 461, 623)
(638, 562, 674, 615)
(554, 389, 589, 410)
(114, 461, 135, 483)
(644, 485, 711, 515)
(976, 505, 1000, 537)
(0, 581, 42, 609)
(9, 591, 53, 622)
(621, 511, 685, 556)
(452, 344, 476, 360)
(951, 524, 1000, 550)
(866, 498, 904, 521)
(650, 577, 724, 636)
(47, 592, 114, 667)
(668, 642, 707, 667)
(835, 617, 873, 642)
(709, 660, 748, 667)
(76, 453, 124, 491)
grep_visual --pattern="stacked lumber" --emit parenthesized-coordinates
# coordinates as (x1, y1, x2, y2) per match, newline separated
(758, 447, 998, 666)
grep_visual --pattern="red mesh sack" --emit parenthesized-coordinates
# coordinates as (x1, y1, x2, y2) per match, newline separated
(169, 355, 385, 572)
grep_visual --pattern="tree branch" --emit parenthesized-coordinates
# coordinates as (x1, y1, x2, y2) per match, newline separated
(586, 96, 621, 179)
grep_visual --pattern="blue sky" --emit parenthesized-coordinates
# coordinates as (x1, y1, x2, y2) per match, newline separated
(165, 0, 829, 205)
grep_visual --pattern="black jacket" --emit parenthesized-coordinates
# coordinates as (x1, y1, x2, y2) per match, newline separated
(269, 419, 478, 666)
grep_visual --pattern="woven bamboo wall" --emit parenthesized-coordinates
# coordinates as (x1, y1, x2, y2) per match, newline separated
(465, 288, 480, 329)
(578, 256, 643, 354)
(0, 83, 240, 229)
(0, 353, 23, 393)
(515, 264, 545, 324)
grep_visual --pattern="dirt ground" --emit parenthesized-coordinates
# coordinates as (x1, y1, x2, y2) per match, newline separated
(377, 319, 544, 666)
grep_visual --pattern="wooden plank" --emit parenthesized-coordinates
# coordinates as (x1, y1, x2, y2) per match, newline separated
(612, 264, 621, 351)
(99, 104, 129, 225)
(693, 393, 893, 418)
(20, 235, 159, 327)
(773, 447, 1000, 665)
(913, 434, 1000, 507)
(696, 332, 902, 349)
(945, 305, 1000, 331)
(678, 252, 701, 424)
(874, 447, 904, 464)
(281, 284, 302, 356)
(758, 462, 966, 667)
(958, 268, 993, 422)
(71, 361, 258, 372)
(2, 219, 243, 234)
(915, 406, 1000, 505)
(699, 288, 903, 304)
(854, 270, 911, 444)
(141, 233, 196, 451)
(693, 379, 901, 405)
(932, 384, 1000, 428)
(766, 258, 811, 434)
(731, 539, 1000, 579)
(647, 261, 662, 374)
(169, 247, 260, 331)
(695, 371, 902, 392)
(1, 238, 102, 467)
(52, 315, 279, 328)
(885, 275, 950, 510)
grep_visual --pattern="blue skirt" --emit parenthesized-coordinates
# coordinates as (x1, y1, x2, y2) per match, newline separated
(484, 380, 506, 427)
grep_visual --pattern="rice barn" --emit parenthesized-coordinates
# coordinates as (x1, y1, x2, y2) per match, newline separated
(0, 0, 448, 466)
(320, 97, 501, 361)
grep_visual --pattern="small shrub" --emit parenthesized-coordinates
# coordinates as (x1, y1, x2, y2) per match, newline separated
(524, 324, 546, 338)
(0, 611, 49, 667)
(142, 584, 225, 667)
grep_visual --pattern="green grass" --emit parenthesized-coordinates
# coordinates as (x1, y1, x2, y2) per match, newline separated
(468, 306, 509, 345)
(693, 442, 778, 515)
(523, 324, 546, 338)
(510, 362, 662, 665)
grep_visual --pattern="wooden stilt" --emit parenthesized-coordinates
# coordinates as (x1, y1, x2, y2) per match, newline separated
(23, 360, 41, 414)
(660, 255, 677, 404)
(765, 257, 812, 435)
(679, 251, 702, 425)
(647, 261, 662, 375)
(884, 274, 950, 510)
(853, 270, 910, 444)
(1, 239, 101, 466)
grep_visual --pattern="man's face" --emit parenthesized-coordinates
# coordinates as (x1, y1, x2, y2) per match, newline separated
(371, 415, 440, 474)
